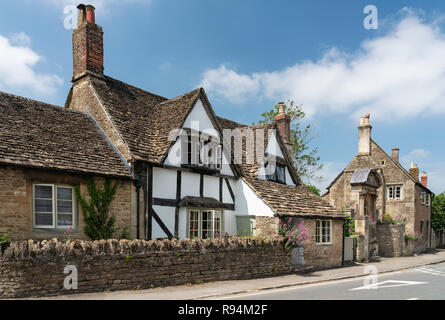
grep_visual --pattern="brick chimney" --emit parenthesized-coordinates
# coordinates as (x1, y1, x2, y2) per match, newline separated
(72, 4, 104, 81)
(358, 113, 372, 155)
(409, 162, 420, 182)
(274, 102, 294, 157)
(392, 148, 399, 163)
(421, 172, 428, 188)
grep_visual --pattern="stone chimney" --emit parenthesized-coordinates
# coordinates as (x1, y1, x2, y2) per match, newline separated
(409, 162, 420, 182)
(274, 102, 294, 157)
(421, 172, 428, 188)
(392, 148, 399, 163)
(358, 113, 372, 155)
(72, 4, 104, 81)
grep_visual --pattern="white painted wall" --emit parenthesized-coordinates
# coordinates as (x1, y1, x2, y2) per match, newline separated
(203, 175, 219, 199)
(233, 179, 274, 217)
(265, 131, 283, 158)
(163, 138, 182, 167)
(180, 171, 200, 197)
(223, 179, 234, 204)
(152, 205, 175, 239)
(153, 167, 177, 199)
(178, 207, 187, 239)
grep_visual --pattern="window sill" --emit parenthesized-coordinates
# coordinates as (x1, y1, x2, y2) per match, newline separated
(316, 243, 333, 246)
(181, 164, 220, 174)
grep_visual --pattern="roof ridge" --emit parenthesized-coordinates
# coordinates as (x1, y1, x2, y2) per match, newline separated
(103, 75, 168, 101)
(157, 87, 201, 105)
(370, 138, 417, 183)
(0, 90, 87, 116)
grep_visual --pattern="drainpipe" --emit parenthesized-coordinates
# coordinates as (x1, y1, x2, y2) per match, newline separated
(134, 173, 142, 239)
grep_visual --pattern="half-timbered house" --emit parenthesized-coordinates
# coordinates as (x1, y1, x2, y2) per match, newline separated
(0, 4, 344, 266)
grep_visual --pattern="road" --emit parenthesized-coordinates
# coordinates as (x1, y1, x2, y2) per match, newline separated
(216, 262, 445, 300)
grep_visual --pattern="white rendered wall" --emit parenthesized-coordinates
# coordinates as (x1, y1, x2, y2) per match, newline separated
(152, 205, 175, 239)
(180, 171, 200, 197)
(203, 175, 219, 199)
(153, 167, 177, 199)
(233, 179, 274, 217)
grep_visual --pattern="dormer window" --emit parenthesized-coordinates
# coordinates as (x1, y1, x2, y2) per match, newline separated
(182, 129, 222, 171)
(265, 161, 286, 184)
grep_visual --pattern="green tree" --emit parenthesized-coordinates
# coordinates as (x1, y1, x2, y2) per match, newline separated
(432, 193, 445, 232)
(74, 177, 117, 240)
(255, 100, 322, 181)
(307, 185, 321, 196)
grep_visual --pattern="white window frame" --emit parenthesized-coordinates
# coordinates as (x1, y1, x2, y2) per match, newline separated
(316, 220, 332, 245)
(387, 185, 402, 200)
(426, 194, 431, 206)
(33, 183, 76, 229)
(187, 209, 223, 239)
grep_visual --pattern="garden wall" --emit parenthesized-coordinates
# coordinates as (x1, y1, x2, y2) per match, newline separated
(376, 224, 405, 257)
(0, 237, 290, 298)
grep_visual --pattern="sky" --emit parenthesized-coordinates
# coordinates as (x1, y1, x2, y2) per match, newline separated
(1, 0, 445, 194)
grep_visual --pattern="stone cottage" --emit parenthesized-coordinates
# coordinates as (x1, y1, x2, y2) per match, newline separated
(0, 4, 345, 267)
(322, 114, 433, 254)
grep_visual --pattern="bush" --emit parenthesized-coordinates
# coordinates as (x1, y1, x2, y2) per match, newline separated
(344, 217, 355, 237)
(0, 233, 12, 244)
(405, 234, 419, 241)
(377, 213, 405, 225)
(279, 218, 310, 249)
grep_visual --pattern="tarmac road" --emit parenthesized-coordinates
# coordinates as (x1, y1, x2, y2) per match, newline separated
(219, 262, 445, 300)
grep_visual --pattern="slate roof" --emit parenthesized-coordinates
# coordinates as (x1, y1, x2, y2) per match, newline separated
(215, 116, 343, 218)
(0, 91, 130, 178)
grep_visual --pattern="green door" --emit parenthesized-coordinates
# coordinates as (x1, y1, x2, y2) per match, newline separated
(236, 216, 256, 236)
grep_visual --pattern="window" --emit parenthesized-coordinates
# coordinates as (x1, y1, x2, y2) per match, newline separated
(381, 160, 385, 166)
(188, 209, 223, 239)
(33, 184, 75, 229)
(184, 131, 222, 170)
(420, 192, 426, 205)
(265, 162, 286, 184)
(387, 185, 402, 200)
(425, 194, 431, 207)
(316, 220, 332, 244)
(420, 220, 424, 234)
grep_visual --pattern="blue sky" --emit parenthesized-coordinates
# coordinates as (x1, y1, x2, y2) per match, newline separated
(1, 0, 445, 193)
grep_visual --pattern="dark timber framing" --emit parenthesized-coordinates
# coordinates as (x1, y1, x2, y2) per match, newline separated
(225, 178, 235, 203)
(219, 177, 223, 202)
(146, 166, 153, 240)
(175, 170, 181, 237)
(152, 209, 174, 239)
(200, 174, 204, 198)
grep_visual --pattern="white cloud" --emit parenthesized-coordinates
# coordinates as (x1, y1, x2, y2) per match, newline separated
(200, 9, 445, 120)
(0, 33, 62, 96)
(10, 32, 31, 46)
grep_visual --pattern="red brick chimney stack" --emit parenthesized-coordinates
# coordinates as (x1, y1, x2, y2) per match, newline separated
(72, 4, 104, 81)
(421, 172, 428, 188)
(274, 102, 294, 156)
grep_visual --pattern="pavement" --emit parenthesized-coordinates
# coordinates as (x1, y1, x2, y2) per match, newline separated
(32, 248, 445, 300)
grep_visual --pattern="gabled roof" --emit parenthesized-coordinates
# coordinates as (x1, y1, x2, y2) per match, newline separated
(371, 139, 433, 194)
(216, 116, 342, 218)
(0, 91, 130, 178)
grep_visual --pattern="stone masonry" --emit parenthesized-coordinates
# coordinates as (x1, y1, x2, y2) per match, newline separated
(0, 238, 290, 298)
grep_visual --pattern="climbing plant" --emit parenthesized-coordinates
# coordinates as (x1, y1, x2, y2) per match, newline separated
(74, 177, 117, 240)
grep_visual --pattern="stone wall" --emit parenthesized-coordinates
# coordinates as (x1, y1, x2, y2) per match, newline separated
(0, 238, 290, 298)
(255, 216, 279, 238)
(0, 166, 136, 241)
(303, 219, 344, 267)
(376, 224, 405, 257)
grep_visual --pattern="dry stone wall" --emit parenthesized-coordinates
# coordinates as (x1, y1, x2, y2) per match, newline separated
(0, 237, 290, 298)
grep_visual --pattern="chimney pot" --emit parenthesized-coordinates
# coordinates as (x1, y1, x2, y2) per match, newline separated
(86, 5, 96, 23)
(278, 101, 285, 115)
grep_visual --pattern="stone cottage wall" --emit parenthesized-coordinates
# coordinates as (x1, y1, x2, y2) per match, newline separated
(0, 166, 136, 241)
(376, 224, 405, 257)
(0, 238, 291, 298)
(303, 219, 344, 267)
